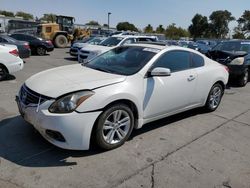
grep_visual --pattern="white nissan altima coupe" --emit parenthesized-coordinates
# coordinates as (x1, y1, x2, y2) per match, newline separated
(16, 44, 229, 150)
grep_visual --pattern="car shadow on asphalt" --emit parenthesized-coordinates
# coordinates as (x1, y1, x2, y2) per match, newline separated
(1, 74, 16, 81)
(64, 57, 78, 61)
(130, 107, 207, 140)
(0, 107, 207, 168)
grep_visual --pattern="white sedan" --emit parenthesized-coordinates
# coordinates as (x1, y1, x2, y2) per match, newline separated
(16, 44, 229, 150)
(0, 44, 24, 80)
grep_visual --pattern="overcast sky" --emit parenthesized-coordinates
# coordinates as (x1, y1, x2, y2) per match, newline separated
(1, 0, 249, 30)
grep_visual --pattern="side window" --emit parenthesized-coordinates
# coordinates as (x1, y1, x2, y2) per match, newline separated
(45, 27, 52, 33)
(191, 53, 204, 68)
(0, 37, 3, 42)
(137, 38, 155, 42)
(25, 35, 35, 41)
(152, 50, 191, 72)
(122, 38, 135, 45)
(11, 34, 20, 40)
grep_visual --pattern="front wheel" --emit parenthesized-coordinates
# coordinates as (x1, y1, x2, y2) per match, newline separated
(205, 83, 223, 112)
(94, 104, 134, 150)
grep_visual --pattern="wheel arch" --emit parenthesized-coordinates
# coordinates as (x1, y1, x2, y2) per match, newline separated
(0, 63, 9, 73)
(89, 99, 139, 148)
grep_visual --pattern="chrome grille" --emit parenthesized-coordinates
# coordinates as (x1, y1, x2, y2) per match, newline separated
(19, 85, 52, 106)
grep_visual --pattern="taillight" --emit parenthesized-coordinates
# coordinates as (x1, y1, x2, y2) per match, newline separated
(46, 40, 53, 45)
(9, 49, 19, 57)
(224, 66, 229, 72)
(24, 43, 30, 49)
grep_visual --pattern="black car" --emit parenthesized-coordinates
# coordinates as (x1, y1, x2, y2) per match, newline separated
(0, 34, 31, 58)
(207, 40, 250, 86)
(10, 34, 54, 56)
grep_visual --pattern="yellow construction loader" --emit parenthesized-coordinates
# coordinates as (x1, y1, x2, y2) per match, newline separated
(37, 15, 91, 48)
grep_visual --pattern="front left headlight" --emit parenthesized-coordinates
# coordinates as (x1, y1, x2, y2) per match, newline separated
(49, 90, 95, 113)
(229, 57, 244, 65)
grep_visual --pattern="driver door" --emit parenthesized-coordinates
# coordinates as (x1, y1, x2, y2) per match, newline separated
(143, 50, 197, 119)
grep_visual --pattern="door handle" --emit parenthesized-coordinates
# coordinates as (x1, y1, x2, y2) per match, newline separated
(187, 75, 195, 81)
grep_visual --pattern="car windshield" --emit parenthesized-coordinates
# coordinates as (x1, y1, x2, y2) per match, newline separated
(87, 37, 105, 45)
(99, 37, 123, 47)
(213, 41, 250, 53)
(85, 46, 158, 75)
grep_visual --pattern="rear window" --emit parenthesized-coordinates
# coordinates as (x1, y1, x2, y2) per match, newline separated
(191, 53, 204, 68)
(100, 37, 123, 47)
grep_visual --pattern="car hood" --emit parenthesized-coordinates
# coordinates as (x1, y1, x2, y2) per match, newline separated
(25, 64, 126, 98)
(73, 42, 90, 48)
(80, 44, 112, 53)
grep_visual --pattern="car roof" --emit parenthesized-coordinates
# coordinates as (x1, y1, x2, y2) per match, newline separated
(111, 35, 156, 39)
(127, 43, 193, 52)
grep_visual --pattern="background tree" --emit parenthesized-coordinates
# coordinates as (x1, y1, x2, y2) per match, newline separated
(188, 14, 209, 39)
(235, 10, 250, 38)
(15, 11, 34, 20)
(40, 14, 57, 22)
(85, 20, 100, 26)
(209, 10, 235, 38)
(116, 22, 138, 31)
(156, 24, 165, 33)
(0, 10, 14, 17)
(165, 23, 189, 40)
(144, 24, 154, 33)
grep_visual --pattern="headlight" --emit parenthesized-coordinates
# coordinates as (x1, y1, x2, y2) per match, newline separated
(229, 57, 244, 65)
(49, 90, 94, 113)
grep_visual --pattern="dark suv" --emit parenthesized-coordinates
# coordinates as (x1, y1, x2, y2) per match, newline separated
(10, 33, 54, 56)
(207, 40, 250, 86)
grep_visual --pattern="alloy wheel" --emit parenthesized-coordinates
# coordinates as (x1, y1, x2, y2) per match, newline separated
(102, 110, 131, 144)
(209, 86, 222, 109)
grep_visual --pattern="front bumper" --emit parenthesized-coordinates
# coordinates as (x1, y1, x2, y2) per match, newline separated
(16, 96, 102, 150)
(227, 64, 248, 77)
(70, 48, 79, 56)
(46, 46, 54, 52)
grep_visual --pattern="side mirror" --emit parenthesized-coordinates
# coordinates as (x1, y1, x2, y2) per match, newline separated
(149, 67, 171, 77)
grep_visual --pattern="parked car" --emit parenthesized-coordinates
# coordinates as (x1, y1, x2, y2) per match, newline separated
(10, 33, 54, 56)
(16, 44, 228, 150)
(207, 40, 250, 86)
(188, 42, 211, 54)
(0, 34, 31, 59)
(70, 37, 107, 57)
(78, 35, 157, 63)
(0, 44, 24, 80)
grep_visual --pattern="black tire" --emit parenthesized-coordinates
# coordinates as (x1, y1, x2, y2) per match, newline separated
(54, 35, 68, 48)
(36, 47, 46, 56)
(94, 104, 134, 150)
(205, 83, 223, 112)
(237, 68, 248, 87)
(0, 65, 8, 81)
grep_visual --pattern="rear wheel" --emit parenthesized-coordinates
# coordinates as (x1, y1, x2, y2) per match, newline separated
(0, 65, 8, 81)
(205, 83, 223, 112)
(54, 35, 68, 48)
(237, 68, 248, 87)
(36, 47, 46, 56)
(94, 104, 134, 150)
